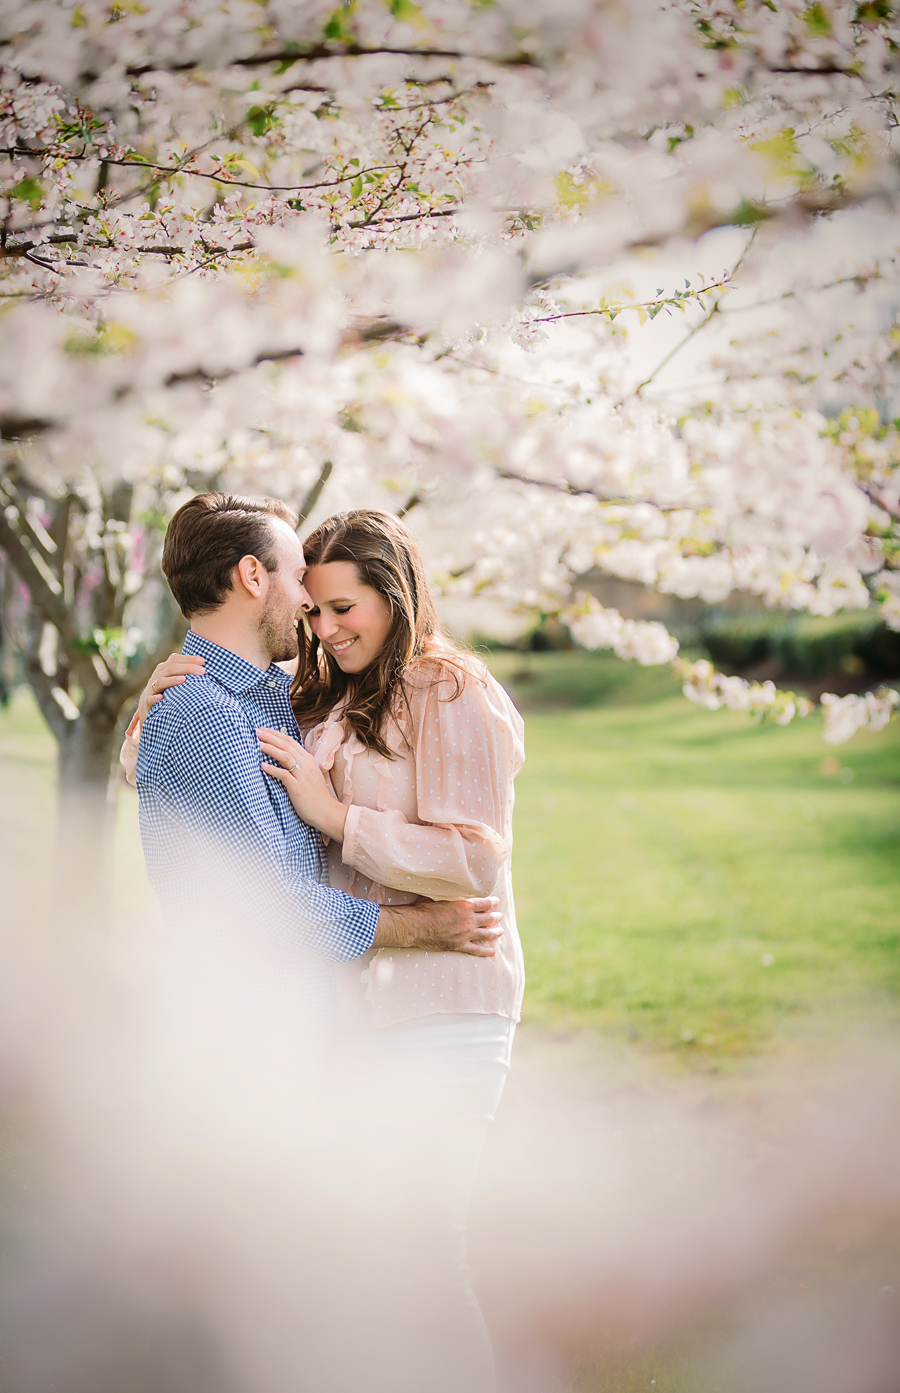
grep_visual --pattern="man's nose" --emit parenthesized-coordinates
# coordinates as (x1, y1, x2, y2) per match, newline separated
(297, 582, 313, 613)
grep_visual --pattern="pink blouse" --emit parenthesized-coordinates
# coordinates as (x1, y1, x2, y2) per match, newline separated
(305, 651, 525, 1030)
(119, 649, 526, 1031)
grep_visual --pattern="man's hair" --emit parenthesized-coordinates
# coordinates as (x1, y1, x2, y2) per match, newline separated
(162, 492, 298, 618)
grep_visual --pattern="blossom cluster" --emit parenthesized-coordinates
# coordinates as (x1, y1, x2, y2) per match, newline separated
(0, 0, 898, 754)
(563, 593, 680, 667)
(820, 687, 900, 746)
(678, 658, 814, 728)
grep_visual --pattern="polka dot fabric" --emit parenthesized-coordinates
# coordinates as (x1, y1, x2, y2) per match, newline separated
(304, 647, 526, 1031)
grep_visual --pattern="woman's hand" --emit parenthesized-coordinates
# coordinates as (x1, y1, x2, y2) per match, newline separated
(137, 652, 205, 724)
(257, 728, 348, 843)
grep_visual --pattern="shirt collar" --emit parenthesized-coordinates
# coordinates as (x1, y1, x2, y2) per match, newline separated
(183, 631, 291, 695)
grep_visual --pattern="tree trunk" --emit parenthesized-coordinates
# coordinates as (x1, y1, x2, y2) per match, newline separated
(55, 700, 123, 927)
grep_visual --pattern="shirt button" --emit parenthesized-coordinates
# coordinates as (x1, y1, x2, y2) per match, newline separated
(280, 726, 288, 734)
(268, 680, 277, 689)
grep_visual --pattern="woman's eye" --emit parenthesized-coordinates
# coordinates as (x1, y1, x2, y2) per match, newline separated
(334, 606, 352, 615)
(307, 607, 320, 618)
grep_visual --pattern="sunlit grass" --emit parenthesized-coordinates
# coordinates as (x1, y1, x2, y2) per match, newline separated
(488, 652, 900, 1067)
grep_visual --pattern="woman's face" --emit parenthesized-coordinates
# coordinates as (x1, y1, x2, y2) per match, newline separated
(303, 560, 393, 674)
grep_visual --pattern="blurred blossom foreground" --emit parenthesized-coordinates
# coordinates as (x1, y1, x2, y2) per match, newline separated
(2, 830, 899, 1393)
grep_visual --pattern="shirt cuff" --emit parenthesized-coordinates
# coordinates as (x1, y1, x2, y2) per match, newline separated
(352, 896, 380, 958)
(341, 802, 363, 869)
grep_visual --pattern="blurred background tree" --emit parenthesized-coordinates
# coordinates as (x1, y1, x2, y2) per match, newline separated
(1, 0, 899, 878)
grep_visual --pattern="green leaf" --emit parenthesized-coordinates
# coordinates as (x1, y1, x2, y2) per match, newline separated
(854, 0, 891, 20)
(274, 43, 301, 74)
(245, 103, 278, 138)
(9, 177, 44, 209)
(350, 175, 363, 200)
(324, 1, 358, 42)
(64, 322, 138, 356)
(751, 128, 803, 179)
(385, 0, 428, 25)
(554, 172, 590, 210)
(803, 2, 832, 36)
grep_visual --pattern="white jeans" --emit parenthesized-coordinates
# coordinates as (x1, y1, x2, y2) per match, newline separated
(334, 1013, 516, 1393)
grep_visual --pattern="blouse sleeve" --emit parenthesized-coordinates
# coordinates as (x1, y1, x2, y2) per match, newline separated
(340, 665, 525, 900)
(119, 710, 141, 788)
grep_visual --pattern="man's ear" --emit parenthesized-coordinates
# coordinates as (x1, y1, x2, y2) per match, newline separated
(233, 554, 269, 600)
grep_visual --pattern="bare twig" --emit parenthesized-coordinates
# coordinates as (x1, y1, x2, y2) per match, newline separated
(629, 230, 758, 398)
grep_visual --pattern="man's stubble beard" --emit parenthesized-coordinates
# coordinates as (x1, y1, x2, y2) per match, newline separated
(259, 579, 299, 664)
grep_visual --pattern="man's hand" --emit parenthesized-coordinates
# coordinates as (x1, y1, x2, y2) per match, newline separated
(375, 897, 502, 957)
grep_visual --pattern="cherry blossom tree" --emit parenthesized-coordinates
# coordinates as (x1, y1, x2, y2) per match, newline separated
(1, 0, 899, 875)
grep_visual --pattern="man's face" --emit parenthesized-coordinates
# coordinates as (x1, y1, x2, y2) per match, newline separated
(258, 518, 311, 664)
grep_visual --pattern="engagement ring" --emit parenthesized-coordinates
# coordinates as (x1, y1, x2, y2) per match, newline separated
(287, 760, 299, 771)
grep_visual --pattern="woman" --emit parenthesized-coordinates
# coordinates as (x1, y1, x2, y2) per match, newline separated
(122, 508, 525, 1391)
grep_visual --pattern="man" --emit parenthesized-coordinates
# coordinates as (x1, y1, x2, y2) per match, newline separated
(134, 492, 501, 1029)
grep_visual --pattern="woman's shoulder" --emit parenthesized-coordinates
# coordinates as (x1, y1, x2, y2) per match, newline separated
(404, 643, 524, 735)
(404, 642, 488, 696)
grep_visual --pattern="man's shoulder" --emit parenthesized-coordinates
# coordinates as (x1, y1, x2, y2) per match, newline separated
(139, 676, 254, 764)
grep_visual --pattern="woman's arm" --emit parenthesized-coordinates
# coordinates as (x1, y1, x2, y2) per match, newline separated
(118, 652, 206, 787)
(261, 670, 524, 900)
(119, 711, 142, 787)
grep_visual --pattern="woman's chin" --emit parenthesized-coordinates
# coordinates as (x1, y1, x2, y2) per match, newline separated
(332, 648, 364, 672)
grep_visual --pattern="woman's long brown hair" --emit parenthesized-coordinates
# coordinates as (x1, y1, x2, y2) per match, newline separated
(291, 509, 473, 758)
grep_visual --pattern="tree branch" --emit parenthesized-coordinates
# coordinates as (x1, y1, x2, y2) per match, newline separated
(0, 148, 409, 194)
(23, 611, 68, 743)
(631, 298, 722, 398)
(629, 229, 758, 398)
(397, 491, 423, 518)
(0, 503, 75, 639)
(295, 460, 333, 528)
(496, 468, 684, 511)
(119, 604, 188, 702)
(121, 44, 538, 78)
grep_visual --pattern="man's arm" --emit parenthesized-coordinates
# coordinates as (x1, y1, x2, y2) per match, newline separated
(145, 702, 379, 961)
(143, 698, 504, 960)
(375, 899, 502, 956)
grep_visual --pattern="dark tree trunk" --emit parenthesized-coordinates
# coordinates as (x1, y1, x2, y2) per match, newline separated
(55, 698, 123, 922)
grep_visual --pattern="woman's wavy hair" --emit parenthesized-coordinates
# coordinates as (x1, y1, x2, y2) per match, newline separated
(291, 509, 472, 758)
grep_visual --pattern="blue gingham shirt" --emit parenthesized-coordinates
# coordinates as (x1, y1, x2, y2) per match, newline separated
(135, 633, 380, 987)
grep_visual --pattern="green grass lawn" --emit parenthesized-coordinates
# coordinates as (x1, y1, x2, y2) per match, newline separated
(487, 651, 900, 1067)
(2, 653, 899, 1069)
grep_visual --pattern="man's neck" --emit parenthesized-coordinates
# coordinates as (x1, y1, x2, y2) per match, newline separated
(189, 614, 270, 671)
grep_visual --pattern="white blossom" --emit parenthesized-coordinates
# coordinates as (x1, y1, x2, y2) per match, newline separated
(0, 0, 897, 750)
(821, 688, 900, 745)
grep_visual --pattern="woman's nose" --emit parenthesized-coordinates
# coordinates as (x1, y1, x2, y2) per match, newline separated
(317, 612, 341, 640)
